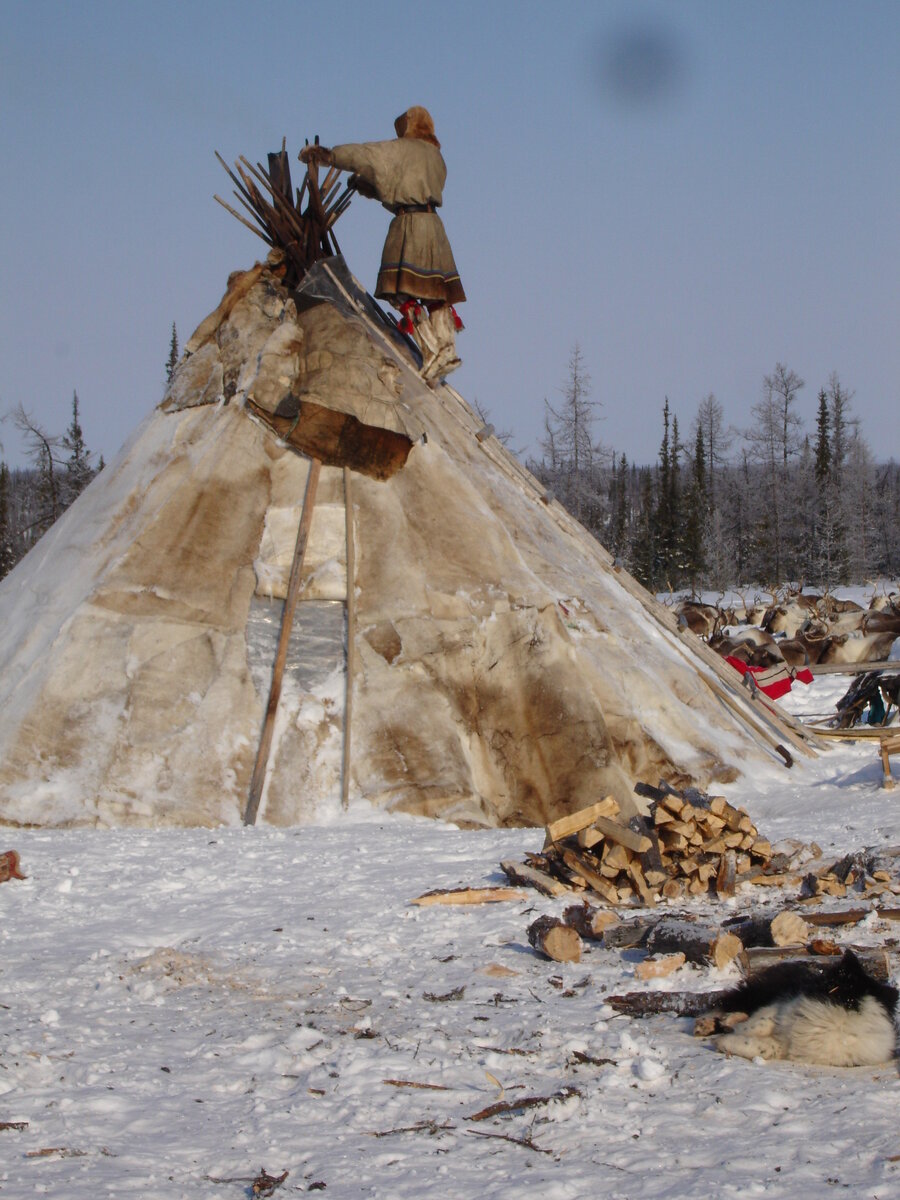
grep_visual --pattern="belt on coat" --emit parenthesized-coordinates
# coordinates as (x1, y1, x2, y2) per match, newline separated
(391, 203, 436, 215)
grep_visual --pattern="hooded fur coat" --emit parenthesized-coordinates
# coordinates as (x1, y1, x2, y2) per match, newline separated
(330, 133, 465, 307)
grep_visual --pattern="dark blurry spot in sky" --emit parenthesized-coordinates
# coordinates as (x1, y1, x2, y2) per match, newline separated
(595, 20, 688, 109)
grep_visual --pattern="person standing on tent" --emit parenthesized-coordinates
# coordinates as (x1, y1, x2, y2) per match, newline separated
(300, 106, 466, 383)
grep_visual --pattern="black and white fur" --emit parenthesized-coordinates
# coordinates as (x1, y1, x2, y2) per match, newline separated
(714, 950, 898, 1066)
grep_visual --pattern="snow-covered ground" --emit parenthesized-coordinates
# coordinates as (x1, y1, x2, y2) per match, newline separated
(3, 692, 900, 1199)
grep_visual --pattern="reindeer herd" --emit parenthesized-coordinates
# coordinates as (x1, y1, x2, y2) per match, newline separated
(673, 587, 900, 673)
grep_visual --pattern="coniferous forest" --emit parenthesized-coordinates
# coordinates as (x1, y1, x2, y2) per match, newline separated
(0, 392, 101, 580)
(530, 348, 900, 594)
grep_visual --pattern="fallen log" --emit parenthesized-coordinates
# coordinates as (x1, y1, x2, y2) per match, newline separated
(527, 915, 582, 963)
(645, 917, 743, 967)
(608, 989, 732, 1018)
(737, 944, 891, 980)
(722, 910, 811, 947)
(562, 902, 618, 941)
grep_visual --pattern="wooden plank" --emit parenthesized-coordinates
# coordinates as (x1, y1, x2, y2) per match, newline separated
(244, 458, 321, 825)
(805, 726, 900, 741)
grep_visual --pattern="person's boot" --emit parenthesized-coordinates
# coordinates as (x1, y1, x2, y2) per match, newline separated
(409, 307, 443, 376)
(420, 305, 461, 381)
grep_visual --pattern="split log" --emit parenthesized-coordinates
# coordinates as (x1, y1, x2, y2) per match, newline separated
(560, 848, 620, 904)
(544, 797, 619, 844)
(500, 860, 570, 898)
(527, 916, 582, 963)
(635, 952, 685, 980)
(627, 860, 657, 907)
(589, 815, 652, 854)
(715, 850, 736, 897)
(410, 887, 526, 906)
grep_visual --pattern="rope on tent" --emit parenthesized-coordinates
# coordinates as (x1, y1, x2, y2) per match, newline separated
(244, 457, 322, 826)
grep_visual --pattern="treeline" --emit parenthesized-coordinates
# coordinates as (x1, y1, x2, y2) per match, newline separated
(530, 348, 900, 593)
(0, 326, 178, 582)
(0, 393, 102, 580)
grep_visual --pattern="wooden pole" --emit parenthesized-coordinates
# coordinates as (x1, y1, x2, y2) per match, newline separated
(243, 458, 322, 826)
(810, 660, 900, 676)
(340, 467, 356, 811)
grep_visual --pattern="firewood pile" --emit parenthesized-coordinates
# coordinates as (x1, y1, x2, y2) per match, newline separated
(502, 783, 900, 911)
(502, 783, 778, 908)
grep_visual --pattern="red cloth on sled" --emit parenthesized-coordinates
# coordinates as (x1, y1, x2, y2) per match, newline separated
(724, 656, 813, 700)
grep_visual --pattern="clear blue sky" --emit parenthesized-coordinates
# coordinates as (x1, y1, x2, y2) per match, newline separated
(1, 0, 898, 469)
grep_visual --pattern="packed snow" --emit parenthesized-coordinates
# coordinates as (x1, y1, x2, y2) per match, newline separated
(3, 662, 900, 1198)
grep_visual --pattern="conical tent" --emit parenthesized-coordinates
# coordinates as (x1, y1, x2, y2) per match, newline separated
(0, 256, 814, 830)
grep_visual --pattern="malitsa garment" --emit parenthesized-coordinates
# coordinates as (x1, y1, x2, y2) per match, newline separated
(330, 138, 465, 308)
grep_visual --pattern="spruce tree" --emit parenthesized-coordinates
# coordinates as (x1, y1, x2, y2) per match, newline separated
(654, 399, 684, 587)
(682, 424, 707, 589)
(814, 389, 831, 485)
(631, 468, 657, 589)
(166, 322, 179, 383)
(0, 463, 16, 579)
(611, 451, 628, 560)
(62, 390, 95, 506)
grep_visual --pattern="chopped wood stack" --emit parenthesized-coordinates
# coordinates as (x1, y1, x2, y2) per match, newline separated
(502, 785, 778, 908)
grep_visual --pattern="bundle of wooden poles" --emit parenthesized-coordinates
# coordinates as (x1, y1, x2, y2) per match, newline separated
(214, 139, 353, 288)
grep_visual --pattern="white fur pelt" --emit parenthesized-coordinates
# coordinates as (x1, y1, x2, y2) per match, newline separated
(716, 994, 896, 1066)
(712, 949, 898, 1067)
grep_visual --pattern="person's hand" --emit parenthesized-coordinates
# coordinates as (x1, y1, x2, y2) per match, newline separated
(299, 144, 332, 167)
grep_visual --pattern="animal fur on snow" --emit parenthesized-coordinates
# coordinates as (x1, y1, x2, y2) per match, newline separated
(714, 950, 898, 1066)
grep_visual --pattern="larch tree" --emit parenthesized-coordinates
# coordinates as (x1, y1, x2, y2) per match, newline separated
(13, 405, 62, 540)
(540, 344, 601, 526)
(694, 393, 731, 509)
(745, 363, 804, 584)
